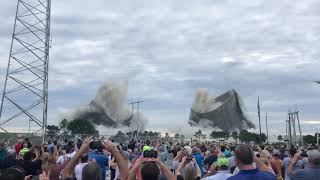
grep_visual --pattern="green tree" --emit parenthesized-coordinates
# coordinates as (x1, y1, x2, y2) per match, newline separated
(231, 131, 239, 143)
(67, 118, 98, 135)
(47, 125, 60, 138)
(194, 130, 206, 142)
(277, 135, 283, 141)
(59, 118, 69, 129)
(210, 131, 230, 139)
(303, 135, 316, 144)
(239, 130, 266, 144)
(112, 131, 127, 143)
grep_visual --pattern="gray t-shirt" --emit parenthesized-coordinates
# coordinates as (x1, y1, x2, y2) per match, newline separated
(282, 157, 304, 180)
(288, 165, 320, 180)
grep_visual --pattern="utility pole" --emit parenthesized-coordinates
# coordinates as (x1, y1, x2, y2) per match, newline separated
(129, 99, 144, 139)
(288, 114, 292, 146)
(265, 112, 269, 144)
(291, 112, 297, 145)
(257, 96, 262, 140)
(288, 110, 303, 145)
(285, 120, 288, 138)
(294, 111, 303, 145)
(129, 102, 135, 139)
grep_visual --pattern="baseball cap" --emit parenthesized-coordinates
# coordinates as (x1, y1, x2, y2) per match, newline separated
(143, 145, 152, 152)
(217, 157, 229, 167)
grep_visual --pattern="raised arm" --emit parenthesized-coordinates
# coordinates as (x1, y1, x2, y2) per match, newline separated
(156, 158, 175, 180)
(176, 156, 187, 176)
(287, 151, 301, 175)
(127, 157, 143, 180)
(103, 140, 128, 180)
(62, 136, 93, 179)
(253, 155, 272, 173)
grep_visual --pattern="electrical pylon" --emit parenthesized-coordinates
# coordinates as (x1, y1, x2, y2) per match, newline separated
(0, 0, 51, 142)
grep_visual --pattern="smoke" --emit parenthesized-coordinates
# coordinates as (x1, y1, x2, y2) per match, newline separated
(189, 89, 255, 132)
(63, 81, 148, 131)
(192, 89, 223, 113)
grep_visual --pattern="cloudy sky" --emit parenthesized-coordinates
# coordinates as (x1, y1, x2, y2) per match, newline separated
(0, 0, 320, 136)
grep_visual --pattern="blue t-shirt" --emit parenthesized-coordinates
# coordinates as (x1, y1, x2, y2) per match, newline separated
(227, 168, 276, 180)
(193, 153, 205, 176)
(223, 150, 232, 158)
(88, 151, 108, 180)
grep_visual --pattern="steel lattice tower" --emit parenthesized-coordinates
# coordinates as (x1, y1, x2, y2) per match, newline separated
(0, 0, 51, 142)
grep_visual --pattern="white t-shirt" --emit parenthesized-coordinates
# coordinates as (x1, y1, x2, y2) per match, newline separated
(56, 151, 77, 164)
(75, 162, 88, 180)
(56, 155, 64, 164)
(203, 171, 232, 180)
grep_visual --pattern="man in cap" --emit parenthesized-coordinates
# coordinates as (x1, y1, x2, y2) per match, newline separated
(287, 150, 320, 180)
(203, 157, 232, 180)
(227, 144, 276, 180)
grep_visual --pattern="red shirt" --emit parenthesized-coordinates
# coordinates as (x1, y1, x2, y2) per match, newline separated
(15, 143, 22, 156)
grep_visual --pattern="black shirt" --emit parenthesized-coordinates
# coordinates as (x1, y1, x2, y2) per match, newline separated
(17, 159, 42, 175)
(203, 154, 217, 168)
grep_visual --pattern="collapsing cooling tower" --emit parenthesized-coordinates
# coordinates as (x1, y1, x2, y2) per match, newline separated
(69, 81, 147, 129)
(189, 89, 255, 132)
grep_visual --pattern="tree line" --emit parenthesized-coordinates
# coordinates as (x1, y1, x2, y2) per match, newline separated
(46, 118, 318, 145)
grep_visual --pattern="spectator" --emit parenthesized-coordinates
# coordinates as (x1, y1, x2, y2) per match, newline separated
(0, 142, 8, 160)
(270, 149, 283, 180)
(15, 139, 23, 156)
(227, 144, 276, 180)
(282, 147, 304, 180)
(0, 166, 30, 180)
(19, 143, 29, 156)
(192, 147, 205, 176)
(62, 137, 128, 180)
(43, 154, 67, 180)
(203, 157, 232, 180)
(47, 140, 54, 155)
(17, 149, 42, 176)
(24, 138, 32, 149)
(287, 150, 320, 180)
(221, 146, 232, 158)
(200, 143, 208, 154)
(128, 157, 175, 180)
(88, 141, 108, 180)
(75, 153, 89, 180)
(176, 156, 201, 180)
(203, 148, 218, 170)
(56, 149, 67, 165)
(158, 146, 167, 163)
(82, 162, 101, 180)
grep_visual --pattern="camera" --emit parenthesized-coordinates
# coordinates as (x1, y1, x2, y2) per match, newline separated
(143, 150, 158, 158)
(90, 141, 104, 152)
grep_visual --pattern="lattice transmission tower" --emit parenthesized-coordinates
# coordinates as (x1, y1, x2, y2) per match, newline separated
(0, 0, 51, 142)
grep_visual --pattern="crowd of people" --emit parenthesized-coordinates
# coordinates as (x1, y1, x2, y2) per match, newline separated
(0, 136, 319, 180)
